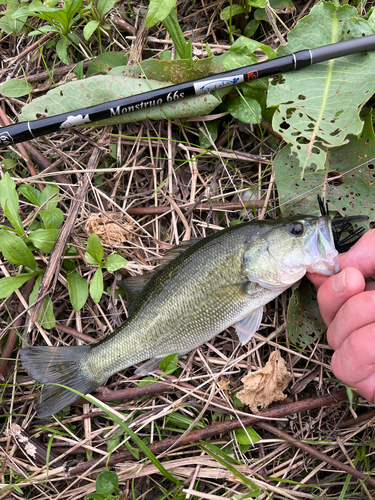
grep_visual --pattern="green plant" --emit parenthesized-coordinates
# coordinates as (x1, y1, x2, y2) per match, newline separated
(81, 0, 117, 48)
(0, 0, 29, 35)
(0, 173, 62, 327)
(146, 0, 193, 63)
(11, 0, 87, 63)
(84, 470, 120, 500)
(68, 232, 128, 308)
(0, 173, 127, 324)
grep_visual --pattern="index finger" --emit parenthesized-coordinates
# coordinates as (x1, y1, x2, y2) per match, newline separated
(339, 229, 375, 278)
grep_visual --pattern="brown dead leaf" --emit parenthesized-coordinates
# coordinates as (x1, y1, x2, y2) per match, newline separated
(237, 350, 292, 413)
(85, 213, 135, 246)
(218, 377, 230, 392)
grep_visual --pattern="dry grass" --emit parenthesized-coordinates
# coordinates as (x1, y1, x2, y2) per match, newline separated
(1, 0, 375, 498)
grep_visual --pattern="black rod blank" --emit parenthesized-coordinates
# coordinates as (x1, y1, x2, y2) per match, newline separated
(1, 34, 375, 147)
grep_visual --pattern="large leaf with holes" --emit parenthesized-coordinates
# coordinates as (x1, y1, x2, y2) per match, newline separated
(19, 75, 227, 126)
(268, 2, 375, 175)
(274, 112, 375, 223)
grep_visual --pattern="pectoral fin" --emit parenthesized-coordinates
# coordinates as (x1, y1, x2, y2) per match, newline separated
(235, 306, 263, 345)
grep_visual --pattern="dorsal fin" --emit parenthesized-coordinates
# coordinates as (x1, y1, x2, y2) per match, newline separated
(158, 239, 199, 268)
(118, 274, 152, 302)
(118, 240, 198, 302)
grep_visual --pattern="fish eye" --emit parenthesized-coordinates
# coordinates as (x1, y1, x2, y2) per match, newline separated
(289, 222, 305, 237)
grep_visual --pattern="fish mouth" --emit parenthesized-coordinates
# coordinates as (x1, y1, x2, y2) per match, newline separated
(306, 216, 339, 276)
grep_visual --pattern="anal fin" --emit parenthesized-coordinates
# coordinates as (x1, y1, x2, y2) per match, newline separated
(235, 306, 263, 345)
(135, 357, 165, 376)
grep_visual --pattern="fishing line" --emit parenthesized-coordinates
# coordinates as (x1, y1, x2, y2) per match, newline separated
(1, 35, 375, 146)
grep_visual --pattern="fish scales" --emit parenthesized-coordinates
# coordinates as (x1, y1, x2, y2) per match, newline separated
(20, 215, 339, 417)
(85, 223, 275, 380)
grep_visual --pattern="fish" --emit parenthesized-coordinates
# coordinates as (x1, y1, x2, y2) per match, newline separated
(20, 214, 339, 418)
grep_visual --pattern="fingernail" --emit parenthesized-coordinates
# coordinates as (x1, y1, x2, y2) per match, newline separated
(332, 270, 346, 293)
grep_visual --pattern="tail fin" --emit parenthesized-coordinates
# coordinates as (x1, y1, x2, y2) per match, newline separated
(20, 345, 99, 418)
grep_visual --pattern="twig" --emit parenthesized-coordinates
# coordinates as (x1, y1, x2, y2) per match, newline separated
(0, 278, 35, 377)
(69, 389, 348, 475)
(27, 128, 110, 330)
(254, 420, 375, 488)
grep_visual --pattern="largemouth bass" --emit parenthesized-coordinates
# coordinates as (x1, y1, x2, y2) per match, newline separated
(21, 215, 339, 418)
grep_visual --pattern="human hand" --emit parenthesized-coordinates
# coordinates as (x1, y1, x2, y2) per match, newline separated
(307, 229, 375, 402)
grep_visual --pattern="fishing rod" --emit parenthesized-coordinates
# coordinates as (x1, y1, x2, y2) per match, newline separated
(1, 34, 375, 147)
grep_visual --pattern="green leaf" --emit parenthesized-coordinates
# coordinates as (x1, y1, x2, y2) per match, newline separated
(83, 20, 99, 40)
(220, 4, 245, 21)
(74, 60, 84, 80)
(145, 0, 176, 28)
(56, 37, 69, 64)
(106, 429, 124, 453)
(90, 267, 103, 304)
(84, 494, 106, 500)
(162, 8, 190, 61)
(124, 440, 139, 460)
(159, 353, 179, 375)
(268, 2, 375, 175)
(244, 19, 260, 38)
(85, 233, 103, 265)
(66, 271, 88, 311)
(0, 272, 39, 299)
(199, 120, 219, 149)
(19, 75, 227, 126)
(235, 426, 261, 445)
(29, 274, 56, 329)
(95, 471, 118, 495)
(0, 172, 24, 235)
(96, 0, 116, 19)
(0, 78, 33, 98)
(40, 208, 64, 229)
(41, 183, 59, 210)
(27, 229, 59, 254)
(200, 441, 241, 465)
(229, 36, 276, 60)
(0, 229, 36, 271)
(138, 376, 157, 386)
(104, 254, 128, 273)
(1, 159, 17, 170)
(273, 112, 375, 221)
(246, 0, 267, 7)
(86, 52, 128, 77)
(18, 185, 44, 207)
(227, 96, 262, 124)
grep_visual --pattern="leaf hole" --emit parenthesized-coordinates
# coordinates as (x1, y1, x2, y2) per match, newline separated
(329, 128, 340, 137)
(279, 121, 290, 130)
(368, 164, 374, 169)
(298, 94, 306, 100)
(60, 91, 63, 97)
(334, 109, 344, 118)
